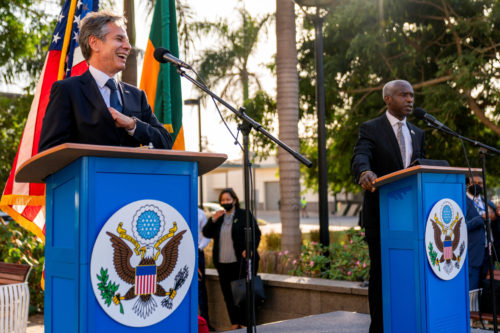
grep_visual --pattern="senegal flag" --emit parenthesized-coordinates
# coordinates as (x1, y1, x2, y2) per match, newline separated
(140, 0, 184, 150)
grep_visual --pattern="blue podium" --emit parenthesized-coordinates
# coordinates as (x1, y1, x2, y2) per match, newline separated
(376, 165, 476, 333)
(16, 144, 226, 332)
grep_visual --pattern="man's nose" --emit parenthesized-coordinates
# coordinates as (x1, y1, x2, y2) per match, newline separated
(123, 40, 131, 51)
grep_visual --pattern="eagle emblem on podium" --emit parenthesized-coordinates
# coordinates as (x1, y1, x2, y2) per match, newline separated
(90, 201, 196, 327)
(106, 227, 187, 318)
(425, 199, 467, 280)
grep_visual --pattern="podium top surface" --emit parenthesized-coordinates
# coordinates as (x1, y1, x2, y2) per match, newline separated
(15, 143, 228, 183)
(374, 165, 482, 188)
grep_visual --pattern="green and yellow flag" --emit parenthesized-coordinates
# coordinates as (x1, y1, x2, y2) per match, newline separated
(140, 0, 184, 150)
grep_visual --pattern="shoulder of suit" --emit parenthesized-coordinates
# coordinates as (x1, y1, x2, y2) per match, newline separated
(119, 81, 143, 94)
(361, 114, 388, 128)
(56, 72, 87, 86)
(407, 121, 424, 134)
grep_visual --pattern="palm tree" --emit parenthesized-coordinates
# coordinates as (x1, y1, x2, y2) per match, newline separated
(122, 0, 137, 85)
(194, 8, 272, 104)
(276, 0, 301, 255)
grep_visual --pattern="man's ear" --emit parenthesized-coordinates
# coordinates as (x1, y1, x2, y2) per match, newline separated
(383, 95, 391, 105)
(88, 35, 100, 52)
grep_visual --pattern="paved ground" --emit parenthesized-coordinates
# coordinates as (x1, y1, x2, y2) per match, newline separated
(27, 312, 494, 332)
(228, 311, 492, 333)
(26, 313, 43, 333)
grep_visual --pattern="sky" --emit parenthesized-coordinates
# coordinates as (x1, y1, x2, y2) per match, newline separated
(133, 0, 278, 160)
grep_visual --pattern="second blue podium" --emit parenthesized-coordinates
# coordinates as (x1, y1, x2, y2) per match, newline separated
(376, 165, 474, 333)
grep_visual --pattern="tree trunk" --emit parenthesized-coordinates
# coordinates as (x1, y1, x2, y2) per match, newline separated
(276, 0, 301, 256)
(122, 0, 137, 86)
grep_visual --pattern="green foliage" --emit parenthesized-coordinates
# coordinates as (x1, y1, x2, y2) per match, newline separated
(0, 1, 53, 87)
(295, 0, 500, 192)
(261, 231, 281, 251)
(0, 94, 32, 191)
(280, 228, 369, 281)
(194, 7, 272, 103)
(244, 90, 278, 160)
(96, 268, 121, 311)
(428, 242, 439, 270)
(0, 220, 44, 313)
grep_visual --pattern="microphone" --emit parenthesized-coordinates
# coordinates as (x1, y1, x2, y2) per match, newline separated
(413, 107, 449, 130)
(153, 47, 192, 70)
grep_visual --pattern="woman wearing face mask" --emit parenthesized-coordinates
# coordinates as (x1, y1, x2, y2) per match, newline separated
(202, 188, 261, 330)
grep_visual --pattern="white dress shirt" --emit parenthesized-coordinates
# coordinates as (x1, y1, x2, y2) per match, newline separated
(386, 110, 413, 168)
(88, 66, 135, 135)
(88, 65, 123, 107)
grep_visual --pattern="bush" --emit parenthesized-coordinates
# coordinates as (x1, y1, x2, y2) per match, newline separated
(280, 228, 369, 281)
(0, 220, 45, 313)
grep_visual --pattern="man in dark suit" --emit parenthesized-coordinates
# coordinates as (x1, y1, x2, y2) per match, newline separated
(351, 80, 425, 333)
(39, 11, 172, 152)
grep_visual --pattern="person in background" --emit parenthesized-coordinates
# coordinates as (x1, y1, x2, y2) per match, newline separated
(202, 188, 261, 330)
(300, 196, 308, 218)
(197, 207, 213, 331)
(467, 176, 498, 283)
(38, 10, 172, 152)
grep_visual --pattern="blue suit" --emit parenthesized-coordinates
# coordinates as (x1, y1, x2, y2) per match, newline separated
(466, 196, 486, 290)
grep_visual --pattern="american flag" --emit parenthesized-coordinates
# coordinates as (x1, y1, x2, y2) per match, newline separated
(0, 0, 99, 287)
(443, 240, 452, 260)
(135, 265, 157, 295)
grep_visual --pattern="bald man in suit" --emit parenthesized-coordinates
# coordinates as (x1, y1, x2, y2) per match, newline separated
(351, 80, 425, 333)
(39, 11, 172, 152)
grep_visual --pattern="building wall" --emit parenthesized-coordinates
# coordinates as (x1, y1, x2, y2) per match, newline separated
(201, 156, 350, 214)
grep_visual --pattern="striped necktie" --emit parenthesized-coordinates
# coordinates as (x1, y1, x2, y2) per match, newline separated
(397, 121, 406, 167)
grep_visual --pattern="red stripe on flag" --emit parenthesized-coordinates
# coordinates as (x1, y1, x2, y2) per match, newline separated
(71, 61, 88, 76)
(32, 50, 62, 156)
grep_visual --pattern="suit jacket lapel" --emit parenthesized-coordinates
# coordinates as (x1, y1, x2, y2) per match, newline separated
(408, 122, 419, 161)
(118, 82, 132, 116)
(79, 71, 104, 110)
(79, 70, 118, 128)
(380, 114, 404, 169)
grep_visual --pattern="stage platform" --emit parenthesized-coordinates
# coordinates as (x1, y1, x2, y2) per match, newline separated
(229, 311, 491, 333)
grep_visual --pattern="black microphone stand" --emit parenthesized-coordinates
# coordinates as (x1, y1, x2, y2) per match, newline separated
(175, 65, 312, 332)
(424, 121, 500, 332)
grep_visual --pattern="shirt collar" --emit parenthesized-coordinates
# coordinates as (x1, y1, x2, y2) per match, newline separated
(89, 65, 117, 89)
(386, 110, 407, 127)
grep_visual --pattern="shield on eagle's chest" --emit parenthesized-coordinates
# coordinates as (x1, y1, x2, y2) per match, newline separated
(135, 265, 157, 295)
(443, 240, 452, 260)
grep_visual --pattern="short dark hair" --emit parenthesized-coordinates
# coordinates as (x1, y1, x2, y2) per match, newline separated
(218, 188, 240, 209)
(78, 10, 127, 61)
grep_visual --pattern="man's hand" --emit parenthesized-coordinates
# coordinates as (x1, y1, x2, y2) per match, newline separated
(359, 170, 377, 192)
(109, 107, 135, 130)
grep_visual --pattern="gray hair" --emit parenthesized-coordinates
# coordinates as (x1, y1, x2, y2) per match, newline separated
(382, 80, 411, 98)
(78, 10, 127, 61)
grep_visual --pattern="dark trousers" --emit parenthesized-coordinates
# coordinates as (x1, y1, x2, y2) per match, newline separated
(198, 249, 210, 326)
(367, 237, 383, 333)
(216, 262, 242, 325)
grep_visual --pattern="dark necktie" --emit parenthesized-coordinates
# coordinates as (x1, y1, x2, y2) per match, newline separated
(105, 78, 122, 112)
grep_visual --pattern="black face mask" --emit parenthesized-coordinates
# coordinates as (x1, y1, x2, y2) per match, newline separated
(221, 203, 234, 211)
(468, 184, 483, 196)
